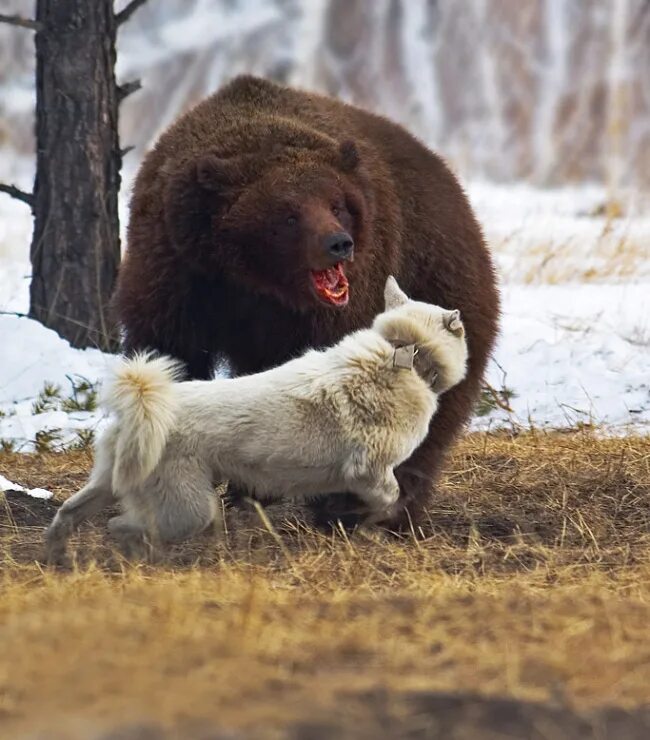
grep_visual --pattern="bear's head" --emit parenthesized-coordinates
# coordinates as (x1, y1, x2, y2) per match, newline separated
(163, 140, 371, 310)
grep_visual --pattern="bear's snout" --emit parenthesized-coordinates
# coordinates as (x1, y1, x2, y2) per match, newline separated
(322, 231, 354, 263)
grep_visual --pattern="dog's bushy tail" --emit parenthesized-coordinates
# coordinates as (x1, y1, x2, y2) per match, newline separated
(103, 352, 184, 491)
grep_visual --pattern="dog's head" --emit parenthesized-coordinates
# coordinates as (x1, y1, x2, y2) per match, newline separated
(372, 276, 469, 393)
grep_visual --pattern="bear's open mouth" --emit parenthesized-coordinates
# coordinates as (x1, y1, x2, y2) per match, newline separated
(310, 263, 349, 307)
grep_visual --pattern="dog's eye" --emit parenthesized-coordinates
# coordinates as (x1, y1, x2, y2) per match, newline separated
(286, 215, 298, 226)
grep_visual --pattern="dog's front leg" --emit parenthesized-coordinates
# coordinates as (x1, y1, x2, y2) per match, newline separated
(350, 468, 401, 523)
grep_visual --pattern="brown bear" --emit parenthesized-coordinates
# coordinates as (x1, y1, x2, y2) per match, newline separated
(113, 75, 500, 528)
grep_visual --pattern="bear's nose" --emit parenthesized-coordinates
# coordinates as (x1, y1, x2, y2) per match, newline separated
(323, 232, 354, 261)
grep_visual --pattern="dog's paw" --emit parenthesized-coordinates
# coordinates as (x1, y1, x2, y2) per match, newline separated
(362, 501, 401, 528)
(361, 481, 400, 514)
(108, 515, 151, 561)
(379, 489, 400, 508)
(43, 526, 70, 567)
(118, 536, 157, 563)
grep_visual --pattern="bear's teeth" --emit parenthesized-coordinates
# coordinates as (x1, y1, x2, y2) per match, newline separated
(321, 268, 336, 288)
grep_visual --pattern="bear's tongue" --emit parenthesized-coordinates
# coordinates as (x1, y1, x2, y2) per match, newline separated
(311, 263, 349, 307)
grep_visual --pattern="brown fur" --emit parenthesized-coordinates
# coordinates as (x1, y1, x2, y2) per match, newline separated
(113, 75, 500, 528)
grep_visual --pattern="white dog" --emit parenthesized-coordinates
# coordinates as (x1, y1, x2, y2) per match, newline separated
(45, 276, 468, 561)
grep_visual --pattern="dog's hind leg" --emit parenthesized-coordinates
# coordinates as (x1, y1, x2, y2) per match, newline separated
(45, 428, 118, 565)
(45, 476, 114, 565)
(107, 513, 152, 561)
(156, 461, 218, 544)
(109, 459, 218, 559)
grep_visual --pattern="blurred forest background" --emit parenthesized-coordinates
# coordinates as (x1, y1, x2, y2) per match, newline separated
(1, 0, 649, 192)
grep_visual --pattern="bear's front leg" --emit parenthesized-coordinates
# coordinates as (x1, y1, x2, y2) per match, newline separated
(308, 492, 367, 530)
(308, 469, 400, 530)
(390, 384, 474, 530)
(121, 316, 216, 382)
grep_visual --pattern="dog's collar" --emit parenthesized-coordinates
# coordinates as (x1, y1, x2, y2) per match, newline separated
(392, 343, 417, 369)
(390, 342, 438, 387)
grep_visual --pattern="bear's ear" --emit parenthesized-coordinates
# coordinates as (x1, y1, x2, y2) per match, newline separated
(339, 140, 360, 172)
(196, 154, 245, 190)
(164, 159, 225, 256)
(384, 276, 409, 310)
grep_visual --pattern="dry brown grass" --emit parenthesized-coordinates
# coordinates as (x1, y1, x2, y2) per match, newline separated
(484, 204, 650, 286)
(1, 430, 650, 739)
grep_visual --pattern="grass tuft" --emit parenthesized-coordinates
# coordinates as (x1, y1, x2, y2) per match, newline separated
(61, 376, 98, 413)
(31, 382, 62, 414)
(33, 428, 63, 454)
(69, 428, 95, 451)
(0, 438, 16, 453)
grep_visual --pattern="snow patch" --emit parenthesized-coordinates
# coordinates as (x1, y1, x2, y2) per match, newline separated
(0, 474, 53, 500)
(478, 283, 650, 432)
(0, 315, 112, 451)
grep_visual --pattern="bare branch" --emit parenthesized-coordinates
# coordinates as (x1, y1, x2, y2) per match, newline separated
(115, 0, 148, 27)
(0, 183, 34, 208)
(120, 145, 135, 158)
(117, 79, 141, 103)
(0, 13, 42, 30)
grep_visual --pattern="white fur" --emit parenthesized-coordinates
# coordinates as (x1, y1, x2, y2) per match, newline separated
(45, 277, 469, 561)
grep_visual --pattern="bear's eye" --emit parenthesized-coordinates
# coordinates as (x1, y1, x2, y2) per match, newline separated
(286, 215, 298, 226)
(331, 205, 341, 217)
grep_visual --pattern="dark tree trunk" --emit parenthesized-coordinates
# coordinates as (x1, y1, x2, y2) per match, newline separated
(29, 0, 121, 351)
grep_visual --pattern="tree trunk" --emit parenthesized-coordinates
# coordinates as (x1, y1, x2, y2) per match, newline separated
(29, 0, 120, 351)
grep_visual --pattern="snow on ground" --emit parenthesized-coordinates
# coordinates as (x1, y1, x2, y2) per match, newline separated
(478, 283, 650, 433)
(0, 474, 52, 500)
(0, 183, 648, 451)
(0, 315, 112, 451)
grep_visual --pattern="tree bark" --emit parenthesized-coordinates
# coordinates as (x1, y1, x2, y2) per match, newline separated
(29, 0, 121, 350)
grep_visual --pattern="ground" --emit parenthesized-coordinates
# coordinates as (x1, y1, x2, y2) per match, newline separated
(1, 429, 649, 739)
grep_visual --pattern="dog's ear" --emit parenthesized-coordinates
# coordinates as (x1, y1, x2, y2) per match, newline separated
(444, 309, 465, 337)
(384, 276, 409, 311)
